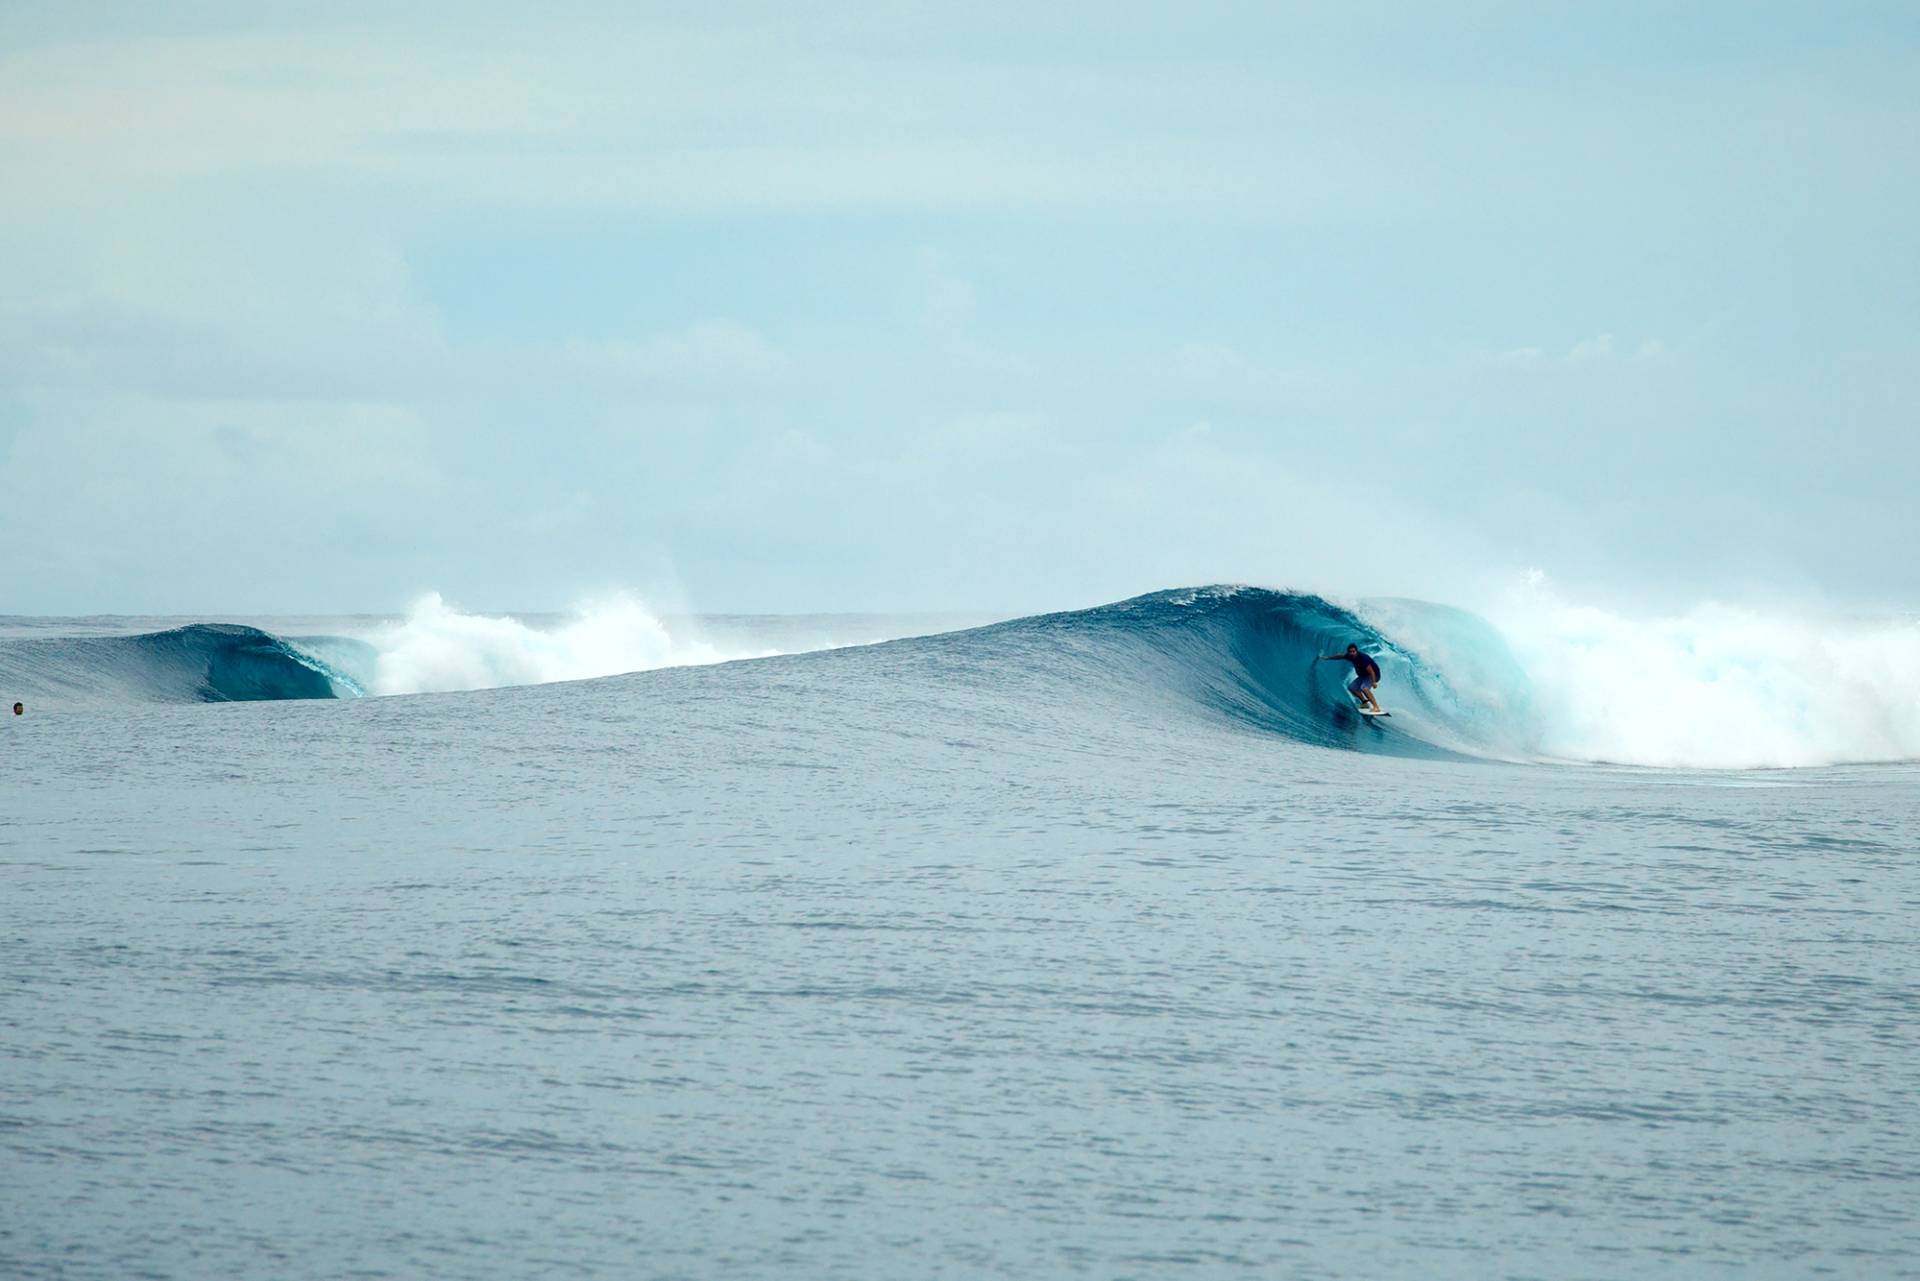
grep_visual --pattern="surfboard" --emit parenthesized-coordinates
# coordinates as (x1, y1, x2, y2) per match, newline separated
(1358, 707, 1391, 718)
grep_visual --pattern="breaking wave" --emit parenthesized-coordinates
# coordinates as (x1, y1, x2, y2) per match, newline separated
(4, 585, 1913, 769)
(0, 624, 359, 706)
(345, 592, 760, 696)
(870, 586, 1920, 768)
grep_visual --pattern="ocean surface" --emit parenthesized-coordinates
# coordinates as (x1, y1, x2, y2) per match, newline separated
(4, 587, 1918, 1279)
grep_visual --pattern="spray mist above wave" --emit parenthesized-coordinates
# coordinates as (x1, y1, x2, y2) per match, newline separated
(1356, 584, 1920, 769)
(1472, 589, 1919, 769)
(352, 593, 771, 696)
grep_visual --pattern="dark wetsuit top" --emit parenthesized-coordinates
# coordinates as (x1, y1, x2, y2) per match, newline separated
(1337, 652, 1381, 682)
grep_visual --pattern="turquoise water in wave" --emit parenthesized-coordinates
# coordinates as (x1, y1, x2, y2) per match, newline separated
(4, 590, 1918, 1278)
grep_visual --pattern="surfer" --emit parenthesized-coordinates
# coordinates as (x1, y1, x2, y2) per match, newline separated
(1319, 644, 1384, 714)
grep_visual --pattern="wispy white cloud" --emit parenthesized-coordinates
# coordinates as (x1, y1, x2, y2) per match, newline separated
(740, 428, 836, 493)
(562, 322, 794, 383)
(1165, 341, 1309, 398)
(916, 250, 977, 333)
(1492, 333, 1672, 368)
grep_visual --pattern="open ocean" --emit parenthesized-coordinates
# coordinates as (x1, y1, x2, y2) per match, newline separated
(4, 587, 1918, 1278)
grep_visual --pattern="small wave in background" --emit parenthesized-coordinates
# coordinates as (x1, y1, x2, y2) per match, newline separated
(0, 596, 965, 708)
(0, 623, 361, 706)
(0, 596, 744, 708)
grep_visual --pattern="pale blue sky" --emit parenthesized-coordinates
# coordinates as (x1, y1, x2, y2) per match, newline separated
(2, 2, 1915, 614)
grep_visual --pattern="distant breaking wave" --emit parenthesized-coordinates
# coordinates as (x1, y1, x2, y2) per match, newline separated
(350, 592, 756, 696)
(0, 624, 361, 706)
(0, 597, 759, 708)
(3, 586, 1915, 769)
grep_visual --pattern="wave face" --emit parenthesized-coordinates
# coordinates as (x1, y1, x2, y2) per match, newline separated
(0, 624, 359, 706)
(920, 586, 1508, 762)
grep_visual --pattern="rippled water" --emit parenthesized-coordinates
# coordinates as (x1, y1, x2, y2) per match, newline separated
(5, 634, 1918, 1278)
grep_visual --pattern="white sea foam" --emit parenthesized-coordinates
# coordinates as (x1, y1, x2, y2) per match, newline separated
(1484, 588, 1920, 769)
(365, 593, 765, 696)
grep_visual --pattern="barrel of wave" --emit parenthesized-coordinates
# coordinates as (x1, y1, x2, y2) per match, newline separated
(1124, 588, 1527, 759)
(0, 625, 361, 706)
(1340, 598, 1544, 760)
(175, 625, 357, 702)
